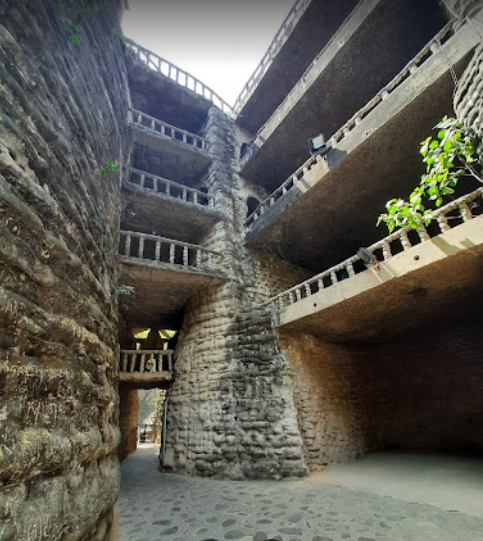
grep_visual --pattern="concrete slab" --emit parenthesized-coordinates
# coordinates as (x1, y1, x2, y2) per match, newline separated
(245, 18, 482, 272)
(241, 0, 448, 191)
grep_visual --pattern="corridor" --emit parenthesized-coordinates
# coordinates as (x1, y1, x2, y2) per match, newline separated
(116, 445, 483, 541)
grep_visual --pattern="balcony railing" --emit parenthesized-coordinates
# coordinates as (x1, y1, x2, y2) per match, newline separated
(244, 21, 456, 229)
(118, 231, 224, 272)
(129, 109, 207, 151)
(120, 350, 174, 376)
(125, 39, 233, 116)
(233, 0, 309, 114)
(127, 168, 215, 208)
(262, 187, 483, 316)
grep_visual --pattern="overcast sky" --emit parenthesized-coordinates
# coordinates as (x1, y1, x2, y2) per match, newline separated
(122, 0, 295, 106)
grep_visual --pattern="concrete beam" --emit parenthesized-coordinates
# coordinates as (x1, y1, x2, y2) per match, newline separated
(278, 215, 483, 343)
(245, 17, 482, 272)
(240, 0, 448, 192)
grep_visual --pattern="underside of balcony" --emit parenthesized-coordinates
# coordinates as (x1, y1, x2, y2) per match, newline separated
(276, 214, 483, 345)
(244, 17, 481, 272)
(240, 0, 448, 191)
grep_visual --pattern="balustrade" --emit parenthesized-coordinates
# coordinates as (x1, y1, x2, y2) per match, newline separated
(120, 350, 174, 375)
(244, 22, 456, 230)
(125, 39, 233, 115)
(262, 187, 483, 315)
(128, 168, 214, 208)
(130, 109, 207, 151)
(118, 230, 224, 272)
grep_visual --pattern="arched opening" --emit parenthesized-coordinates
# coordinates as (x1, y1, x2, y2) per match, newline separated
(246, 196, 260, 218)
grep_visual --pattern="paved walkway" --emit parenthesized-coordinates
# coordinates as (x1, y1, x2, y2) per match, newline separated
(116, 445, 483, 541)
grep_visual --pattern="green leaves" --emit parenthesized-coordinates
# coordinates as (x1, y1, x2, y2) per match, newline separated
(98, 160, 118, 177)
(378, 116, 482, 232)
(55, 0, 100, 46)
(117, 284, 134, 296)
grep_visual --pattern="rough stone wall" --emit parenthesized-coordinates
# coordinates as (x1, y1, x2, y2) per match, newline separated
(118, 387, 139, 461)
(455, 41, 483, 148)
(164, 109, 309, 479)
(278, 333, 376, 471)
(0, 1, 128, 539)
(278, 313, 483, 471)
(444, 0, 482, 18)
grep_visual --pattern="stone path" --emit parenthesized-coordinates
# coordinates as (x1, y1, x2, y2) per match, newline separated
(116, 445, 483, 541)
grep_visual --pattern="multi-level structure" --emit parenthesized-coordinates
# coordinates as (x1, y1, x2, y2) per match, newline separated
(117, 0, 483, 480)
(1, 0, 482, 539)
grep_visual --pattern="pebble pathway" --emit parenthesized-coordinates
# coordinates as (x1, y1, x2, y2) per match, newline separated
(116, 445, 483, 541)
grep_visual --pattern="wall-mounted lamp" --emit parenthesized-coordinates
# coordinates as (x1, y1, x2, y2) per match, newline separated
(308, 133, 326, 155)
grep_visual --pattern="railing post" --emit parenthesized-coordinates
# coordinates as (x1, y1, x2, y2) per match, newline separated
(153, 178, 158, 192)
(182, 187, 187, 201)
(382, 241, 391, 260)
(330, 271, 338, 285)
(346, 262, 355, 278)
(317, 278, 324, 291)
(149, 353, 155, 373)
(459, 202, 472, 222)
(125, 234, 131, 257)
(155, 240, 161, 261)
(437, 212, 451, 232)
(165, 180, 170, 196)
(416, 224, 430, 242)
(129, 354, 135, 373)
(138, 236, 145, 258)
(169, 244, 175, 264)
(140, 174, 145, 188)
(121, 352, 128, 372)
(399, 230, 412, 251)
(193, 191, 198, 205)
(196, 250, 201, 268)
(295, 288, 301, 301)
(140, 353, 146, 372)
(304, 283, 311, 297)
(183, 246, 188, 266)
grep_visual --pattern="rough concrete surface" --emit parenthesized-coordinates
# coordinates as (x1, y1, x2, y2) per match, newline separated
(117, 445, 483, 541)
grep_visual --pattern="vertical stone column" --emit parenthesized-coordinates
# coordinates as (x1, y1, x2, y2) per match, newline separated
(118, 387, 140, 461)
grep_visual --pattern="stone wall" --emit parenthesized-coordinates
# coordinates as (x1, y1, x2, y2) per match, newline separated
(0, 1, 128, 539)
(163, 111, 309, 479)
(118, 387, 139, 461)
(278, 312, 483, 470)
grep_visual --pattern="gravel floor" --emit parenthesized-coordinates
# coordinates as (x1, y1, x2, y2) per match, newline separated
(116, 445, 483, 541)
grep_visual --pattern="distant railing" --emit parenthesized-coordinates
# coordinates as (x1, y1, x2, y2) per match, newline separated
(120, 350, 174, 375)
(118, 230, 224, 271)
(129, 108, 208, 151)
(244, 21, 456, 229)
(125, 39, 233, 116)
(127, 168, 215, 208)
(262, 187, 483, 316)
(233, 0, 310, 114)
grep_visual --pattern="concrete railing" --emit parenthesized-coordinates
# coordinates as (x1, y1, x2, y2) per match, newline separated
(129, 108, 207, 151)
(119, 230, 224, 271)
(127, 168, 215, 208)
(120, 350, 174, 375)
(262, 187, 483, 315)
(244, 21, 456, 228)
(233, 0, 309, 114)
(125, 39, 233, 116)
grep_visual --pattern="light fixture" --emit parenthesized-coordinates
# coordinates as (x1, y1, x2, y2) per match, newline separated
(357, 247, 380, 270)
(308, 133, 326, 155)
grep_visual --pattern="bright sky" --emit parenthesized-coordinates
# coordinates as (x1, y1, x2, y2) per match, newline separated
(122, 0, 295, 107)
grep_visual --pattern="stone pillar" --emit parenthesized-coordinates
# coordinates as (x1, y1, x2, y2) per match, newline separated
(118, 387, 140, 461)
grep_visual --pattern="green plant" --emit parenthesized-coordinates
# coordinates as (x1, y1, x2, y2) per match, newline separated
(55, 0, 99, 46)
(98, 160, 118, 177)
(117, 284, 134, 296)
(378, 116, 482, 233)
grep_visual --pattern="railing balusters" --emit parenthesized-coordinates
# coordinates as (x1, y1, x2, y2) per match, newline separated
(196, 250, 201, 268)
(399, 230, 412, 251)
(330, 271, 337, 285)
(183, 246, 188, 266)
(125, 233, 131, 257)
(155, 240, 161, 261)
(138, 236, 145, 258)
(382, 241, 391, 260)
(437, 213, 451, 233)
(121, 352, 128, 372)
(459, 202, 472, 222)
(347, 262, 355, 278)
(416, 224, 430, 242)
(169, 244, 175, 264)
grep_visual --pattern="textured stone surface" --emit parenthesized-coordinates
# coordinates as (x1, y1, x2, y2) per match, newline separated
(0, 0, 128, 539)
(117, 445, 483, 541)
(118, 387, 139, 461)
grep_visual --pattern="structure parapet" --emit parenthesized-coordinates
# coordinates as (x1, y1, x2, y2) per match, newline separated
(125, 38, 233, 115)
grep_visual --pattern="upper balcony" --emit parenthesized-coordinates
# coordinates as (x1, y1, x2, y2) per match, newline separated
(129, 108, 211, 185)
(125, 39, 232, 136)
(243, 16, 483, 272)
(264, 189, 483, 343)
(119, 349, 174, 389)
(117, 231, 226, 329)
(239, 0, 448, 192)
(121, 168, 222, 244)
(234, 0, 360, 134)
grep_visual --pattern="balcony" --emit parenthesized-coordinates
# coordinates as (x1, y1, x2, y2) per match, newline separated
(117, 231, 226, 328)
(129, 109, 211, 184)
(122, 168, 221, 244)
(264, 189, 483, 343)
(119, 349, 174, 389)
(243, 15, 483, 272)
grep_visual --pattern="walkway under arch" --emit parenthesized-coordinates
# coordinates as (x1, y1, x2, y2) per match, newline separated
(116, 446, 483, 540)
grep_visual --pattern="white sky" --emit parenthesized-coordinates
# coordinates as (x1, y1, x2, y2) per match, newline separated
(122, 0, 295, 107)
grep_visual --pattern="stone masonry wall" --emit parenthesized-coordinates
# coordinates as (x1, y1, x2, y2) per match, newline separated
(278, 333, 377, 471)
(118, 387, 139, 462)
(278, 313, 483, 471)
(164, 110, 309, 479)
(0, 1, 128, 539)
